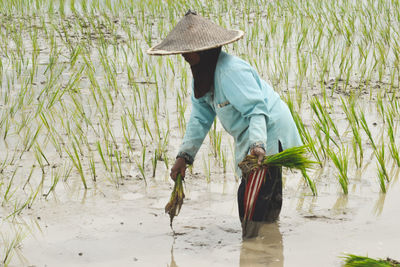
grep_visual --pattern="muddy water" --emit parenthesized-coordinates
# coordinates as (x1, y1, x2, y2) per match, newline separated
(17, 162, 400, 267)
(2, 2, 400, 266)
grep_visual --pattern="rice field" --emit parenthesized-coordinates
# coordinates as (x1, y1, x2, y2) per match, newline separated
(0, 0, 399, 266)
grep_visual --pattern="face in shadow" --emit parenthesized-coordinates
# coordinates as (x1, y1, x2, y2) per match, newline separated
(182, 52, 200, 66)
(240, 222, 283, 267)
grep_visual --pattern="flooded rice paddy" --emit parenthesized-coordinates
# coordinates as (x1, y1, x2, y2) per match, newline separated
(0, 0, 400, 266)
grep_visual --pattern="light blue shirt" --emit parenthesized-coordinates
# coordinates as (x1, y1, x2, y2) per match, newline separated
(178, 51, 302, 176)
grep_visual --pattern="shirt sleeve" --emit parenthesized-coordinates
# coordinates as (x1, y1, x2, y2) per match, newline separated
(178, 93, 216, 164)
(220, 65, 268, 150)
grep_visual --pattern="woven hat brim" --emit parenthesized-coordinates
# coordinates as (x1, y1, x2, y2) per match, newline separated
(147, 30, 244, 55)
(146, 13, 244, 56)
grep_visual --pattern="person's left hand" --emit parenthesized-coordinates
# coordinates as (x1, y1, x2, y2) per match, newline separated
(250, 147, 266, 165)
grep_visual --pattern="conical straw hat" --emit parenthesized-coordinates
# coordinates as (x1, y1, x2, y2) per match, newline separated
(147, 11, 244, 55)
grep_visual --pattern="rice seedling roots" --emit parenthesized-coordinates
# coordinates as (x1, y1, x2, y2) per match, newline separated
(165, 173, 185, 229)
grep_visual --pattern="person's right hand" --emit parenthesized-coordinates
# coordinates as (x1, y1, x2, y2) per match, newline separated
(170, 157, 186, 181)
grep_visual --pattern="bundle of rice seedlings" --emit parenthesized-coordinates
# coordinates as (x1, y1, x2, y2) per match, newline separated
(239, 145, 317, 175)
(165, 173, 185, 228)
(343, 254, 400, 267)
(239, 145, 318, 195)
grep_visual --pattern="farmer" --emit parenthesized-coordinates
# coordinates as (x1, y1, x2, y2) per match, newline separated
(147, 11, 302, 238)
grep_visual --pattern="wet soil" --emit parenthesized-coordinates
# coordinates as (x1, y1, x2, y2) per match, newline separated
(15, 163, 400, 267)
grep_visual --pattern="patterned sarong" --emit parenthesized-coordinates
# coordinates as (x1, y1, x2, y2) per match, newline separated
(243, 167, 267, 221)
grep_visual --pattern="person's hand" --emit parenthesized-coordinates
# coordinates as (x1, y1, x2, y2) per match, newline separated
(250, 147, 266, 165)
(170, 157, 186, 181)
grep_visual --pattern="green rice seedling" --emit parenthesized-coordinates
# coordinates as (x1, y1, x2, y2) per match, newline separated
(301, 168, 317, 196)
(2, 169, 17, 205)
(59, 0, 66, 17)
(88, 152, 97, 182)
(95, 134, 107, 166)
(151, 103, 161, 140)
(141, 115, 153, 141)
(121, 115, 133, 152)
(25, 121, 43, 152)
(6, 143, 21, 168)
(388, 66, 397, 93)
(29, 32, 39, 84)
(57, 20, 73, 50)
(163, 154, 170, 171)
(71, 130, 86, 159)
(203, 155, 211, 183)
(359, 110, 377, 151)
(375, 143, 389, 182)
(65, 142, 88, 189)
(114, 149, 123, 180)
(61, 162, 73, 184)
(340, 97, 363, 167)
(6, 197, 31, 219)
(351, 137, 361, 169)
(377, 45, 387, 83)
(80, 0, 88, 13)
(104, 121, 118, 150)
(103, 138, 113, 174)
(43, 43, 60, 76)
(16, 105, 32, 135)
(156, 128, 170, 163)
(389, 92, 400, 115)
(34, 144, 48, 174)
(221, 148, 227, 174)
(19, 126, 32, 154)
(47, 127, 63, 158)
(152, 149, 158, 178)
(373, 192, 387, 216)
(2, 115, 10, 141)
(386, 109, 400, 166)
(43, 166, 61, 199)
(342, 254, 400, 267)
(27, 173, 44, 209)
(0, 152, 9, 174)
(165, 173, 185, 229)
(376, 92, 385, 122)
(135, 147, 147, 185)
(1, 227, 25, 266)
(22, 165, 36, 190)
(51, 66, 85, 109)
(209, 120, 222, 158)
(288, 104, 323, 166)
(323, 110, 341, 144)
(310, 96, 340, 147)
(176, 91, 187, 136)
(327, 147, 349, 195)
(69, 0, 76, 14)
(37, 69, 65, 104)
(313, 123, 327, 159)
(388, 142, 400, 168)
(377, 163, 387, 193)
(366, 62, 378, 100)
(344, 55, 355, 92)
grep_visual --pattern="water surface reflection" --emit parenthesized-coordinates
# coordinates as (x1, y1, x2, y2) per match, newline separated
(240, 222, 283, 267)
